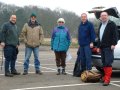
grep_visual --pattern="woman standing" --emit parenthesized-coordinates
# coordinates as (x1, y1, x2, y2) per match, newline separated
(51, 18, 71, 75)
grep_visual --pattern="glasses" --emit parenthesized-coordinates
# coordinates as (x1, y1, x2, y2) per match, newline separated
(58, 22, 64, 23)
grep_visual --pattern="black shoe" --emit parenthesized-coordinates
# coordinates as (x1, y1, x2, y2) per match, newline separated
(5, 73, 14, 77)
(56, 72, 60, 75)
(103, 82, 110, 86)
(36, 70, 43, 75)
(62, 72, 67, 75)
(56, 69, 60, 75)
(23, 70, 28, 75)
(62, 68, 67, 75)
(11, 70, 21, 75)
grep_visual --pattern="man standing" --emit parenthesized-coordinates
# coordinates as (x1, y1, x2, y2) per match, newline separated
(78, 13, 96, 73)
(21, 13, 44, 75)
(1, 15, 20, 77)
(97, 12, 118, 86)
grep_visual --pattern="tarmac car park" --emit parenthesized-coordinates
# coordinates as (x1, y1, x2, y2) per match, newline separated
(0, 45, 120, 90)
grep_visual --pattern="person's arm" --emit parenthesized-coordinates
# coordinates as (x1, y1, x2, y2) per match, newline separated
(20, 23, 27, 43)
(97, 25, 101, 53)
(16, 25, 20, 46)
(0, 23, 7, 48)
(78, 25, 80, 47)
(66, 29, 71, 46)
(51, 29, 55, 50)
(90, 23, 96, 43)
(39, 26, 44, 45)
(89, 22, 96, 48)
(111, 22, 118, 46)
(111, 22, 118, 50)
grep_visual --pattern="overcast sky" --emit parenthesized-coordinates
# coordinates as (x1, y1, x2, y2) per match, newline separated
(0, 0, 120, 16)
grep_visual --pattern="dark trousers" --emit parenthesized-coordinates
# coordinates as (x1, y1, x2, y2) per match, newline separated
(4, 45, 17, 73)
(80, 45, 92, 71)
(101, 47, 114, 67)
(12, 48, 18, 71)
(54, 51, 66, 68)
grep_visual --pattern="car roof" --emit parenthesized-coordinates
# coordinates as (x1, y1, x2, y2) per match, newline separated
(88, 7, 120, 19)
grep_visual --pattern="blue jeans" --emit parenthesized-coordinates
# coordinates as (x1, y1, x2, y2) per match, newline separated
(101, 47, 114, 67)
(4, 45, 17, 73)
(80, 45, 92, 71)
(23, 47, 40, 71)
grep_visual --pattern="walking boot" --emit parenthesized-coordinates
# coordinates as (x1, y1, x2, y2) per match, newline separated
(62, 68, 67, 75)
(5, 72, 13, 77)
(103, 67, 112, 86)
(56, 69, 61, 75)
(23, 70, 28, 75)
(36, 70, 43, 75)
(11, 69, 21, 75)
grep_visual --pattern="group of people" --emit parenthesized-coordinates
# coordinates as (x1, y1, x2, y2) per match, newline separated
(0, 11, 118, 87)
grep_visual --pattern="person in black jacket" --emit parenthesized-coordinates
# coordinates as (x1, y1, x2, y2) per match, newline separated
(97, 12, 118, 86)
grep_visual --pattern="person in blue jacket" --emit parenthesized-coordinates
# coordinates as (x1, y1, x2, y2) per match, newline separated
(51, 18, 71, 75)
(78, 13, 96, 73)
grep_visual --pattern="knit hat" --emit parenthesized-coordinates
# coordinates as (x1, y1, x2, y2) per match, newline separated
(57, 18, 65, 23)
(30, 13, 36, 17)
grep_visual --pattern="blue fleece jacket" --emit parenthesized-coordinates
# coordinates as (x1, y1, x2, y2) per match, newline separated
(78, 20, 96, 46)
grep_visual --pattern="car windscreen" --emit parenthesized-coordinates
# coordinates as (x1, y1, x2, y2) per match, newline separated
(109, 16, 120, 26)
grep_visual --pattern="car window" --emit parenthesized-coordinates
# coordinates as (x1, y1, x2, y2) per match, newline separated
(109, 16, 120, 26)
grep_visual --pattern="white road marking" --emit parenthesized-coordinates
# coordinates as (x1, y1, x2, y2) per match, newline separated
(16, 61, 73, 75)
(0, 65, 23, 67)
(0, 74, 4, 76)
(0, 71, 59, 76)
(1, 56, 120, 89)
(111, 81, 120, 83)
(10, 81, 120, 90)
(11, 83, 98, 90)
(110, 83, 120, 87)
(41, 63, 74, 65)
(17, 58, 56, 61)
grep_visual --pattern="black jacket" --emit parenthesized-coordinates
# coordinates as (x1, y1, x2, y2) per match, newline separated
(98, 20, 118, 48)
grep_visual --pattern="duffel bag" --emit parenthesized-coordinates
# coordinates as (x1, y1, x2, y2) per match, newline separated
(81, 70, 101, 83)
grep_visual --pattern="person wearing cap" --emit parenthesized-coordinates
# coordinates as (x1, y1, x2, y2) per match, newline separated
(51, 18, 71, 75)
(78, 13, 96, 73)
(21, 13, 44, 75)
(0, 15, 20, 77)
